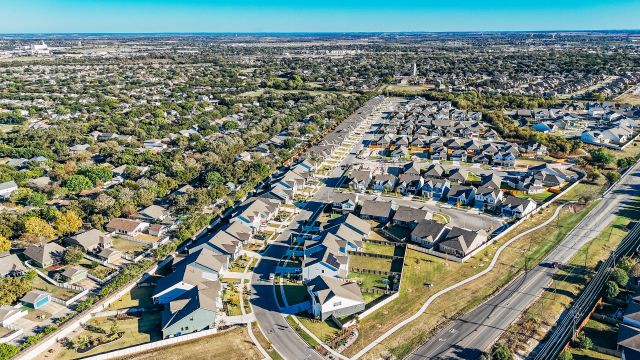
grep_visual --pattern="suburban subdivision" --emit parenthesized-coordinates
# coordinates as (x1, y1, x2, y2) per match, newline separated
(0, 30, 639, 360)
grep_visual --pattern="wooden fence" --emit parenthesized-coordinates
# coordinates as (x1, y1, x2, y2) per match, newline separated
(348, 251, 402, 260)
(349, 267, 401, 277)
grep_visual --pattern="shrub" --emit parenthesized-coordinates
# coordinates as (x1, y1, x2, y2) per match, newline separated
(610, 267, 629, 287)
(605, 281, 620, 298)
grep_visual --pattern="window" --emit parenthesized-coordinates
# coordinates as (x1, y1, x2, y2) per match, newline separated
(334, 301, 342, 307)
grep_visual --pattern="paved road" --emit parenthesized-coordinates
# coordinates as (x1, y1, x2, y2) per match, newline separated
(250, 99, 387, 360)
(407, 162, 640, 360)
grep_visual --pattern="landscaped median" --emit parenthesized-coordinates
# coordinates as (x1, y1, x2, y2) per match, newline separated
(343, 193, 600, 359)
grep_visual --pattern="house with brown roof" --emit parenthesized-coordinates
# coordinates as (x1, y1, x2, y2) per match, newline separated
(105, 218, 149, 236)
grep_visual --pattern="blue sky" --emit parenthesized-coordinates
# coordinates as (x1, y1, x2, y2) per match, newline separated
(2, 0, 640, 33)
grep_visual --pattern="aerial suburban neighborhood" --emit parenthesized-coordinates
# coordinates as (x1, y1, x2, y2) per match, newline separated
(1, 4, 640, 360)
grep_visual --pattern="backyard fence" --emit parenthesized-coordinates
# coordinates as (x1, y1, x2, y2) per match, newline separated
(348, 251, 402, 260)
(349, 268, 400, 277)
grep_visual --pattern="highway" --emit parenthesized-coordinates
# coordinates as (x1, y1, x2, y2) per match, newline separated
(407, 161, 640, 360)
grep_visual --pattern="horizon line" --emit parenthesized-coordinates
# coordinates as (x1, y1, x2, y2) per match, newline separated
(2, 29, 640, 36)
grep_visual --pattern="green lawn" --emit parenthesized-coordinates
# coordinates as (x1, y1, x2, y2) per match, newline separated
(350, 255, 392, 271)
(108, 285, 154, 310)
(569, 348, 618, 360)
(223, 289, 242, 316)
(55, 313, 162, 359)
(282, 283, 308, 306)
(562, 183, 604, 202)
(581, 319, 618, 349)
(296, 315, 341, 342)
(515, 190, 554, 203)
(363, 242, 396, 256)
(348, 271, 392, 290)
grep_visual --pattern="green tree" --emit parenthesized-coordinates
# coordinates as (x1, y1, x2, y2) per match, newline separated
(577, 332, 593, 350)
(605, 280, 620, 298)
(490, 343, 513, 360)
(610, 267, 629, 287)
(0, 344, 20, 360)
(619, 256, 637, 272)
(604, 171, 621, 185)
(222, 120, 239, 131)
(204, 171, 225, 186)
(283, 138, 298, 149)
(558, 350, 573, 360)
(79, 165, 112, 184)
(617, 157, 636, 169)
(64, 175, 93, 192)
(64, 246, 85, 265)
(589, 149, 615, 166)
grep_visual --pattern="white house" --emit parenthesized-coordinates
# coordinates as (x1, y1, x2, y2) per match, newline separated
(0, 181, 18, 199)
(307, 276, 365, 321)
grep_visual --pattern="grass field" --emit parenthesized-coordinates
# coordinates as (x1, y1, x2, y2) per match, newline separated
(350, 255, 392, 271)
(111, 238, 149, 256)
(282, 282, 308, 306)
(500, 197, 639, 355)
(363, 242, 395, 256)
(108, 285, 154, 310)
(348, 272, 392, 290)
(32, 275, 79, 301)
(515, 190, 554, 203)
(285, 316, 320, 348)
(296, 315, 341, 342)
(119, 326, 262, 360)
(383, 84, 435, 95)
(223, 288, 243, 316)
(569, 348, 618, 360)
(346, 194, 599, 359)
(53, 313, 162, 359)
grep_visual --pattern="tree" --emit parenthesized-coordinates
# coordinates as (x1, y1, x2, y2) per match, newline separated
(610, 267, 629, 287)
(0, 234, 10, 253)
(222, 120, 239, 131)
(63, 175, 93, 192)
(589, 149, 615, 166)
(21, 217, 55, 244)
(283, 138, 298, 149)
(605, 280, 620, 298)
(490, 343, 513, 360)
(604, 171, 621, 185)
(54, 211, 83, 236)
(0, 344, 20, 360)
(631, 263, 640, 279)
(78, 165, 112, 185)
(204, 171, 225, 186)
(64, 246, 84, 265)
(577, 331, 593, 350)
(617, 157, 636, 169)
(558, 350, 573, 360)
(619, 256, 637, 272)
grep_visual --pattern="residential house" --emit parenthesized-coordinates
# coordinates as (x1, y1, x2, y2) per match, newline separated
(0, 254, 26, 277)
(373, 174, 397, 192)
(307, 276, 365, 321)
(392, 206, 432, 229)
(421, 178, 450, 200)
(230, 197, 280, 232)
(21, 290, 51, 309)
(65, 229, 112, 252)
(349, 170, 372, 193)
(23, 243, 65, 268)
(410, 220, 448, 248)
(447, 185, 476, 206)
(105, 218, 149, 236)
(397, 173, 424, 195)
(359, 200, 393, 223)
(161, 282, 222, 338)
(96, 248, 121, 264)
(474, 185, 504, 211)
(61, 267, 88, 284)
(138, 205, 171, 223)
(501, 196, 538, 218)
(438, 227, 487, 258)
(492, 152, 517, 167)
(330, 192, 359, 213)
(424, 164, 445, 178)
(448, 169, 469, 184)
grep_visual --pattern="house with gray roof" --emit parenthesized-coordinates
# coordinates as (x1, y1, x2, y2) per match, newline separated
(0, 254, 26, 277)
(307, 276, 365, 321)
(501, 196, 537, 218)
(410, 220, 448, 248)
(438, 227, 487, 258)
(359, 199, 393, 223)
(392, 206, 432, 229)
(23, 243, 65, 268)
(65, 229, 111, 252)
(161, 281, 222, 339)
(0, 181, 18, 199)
